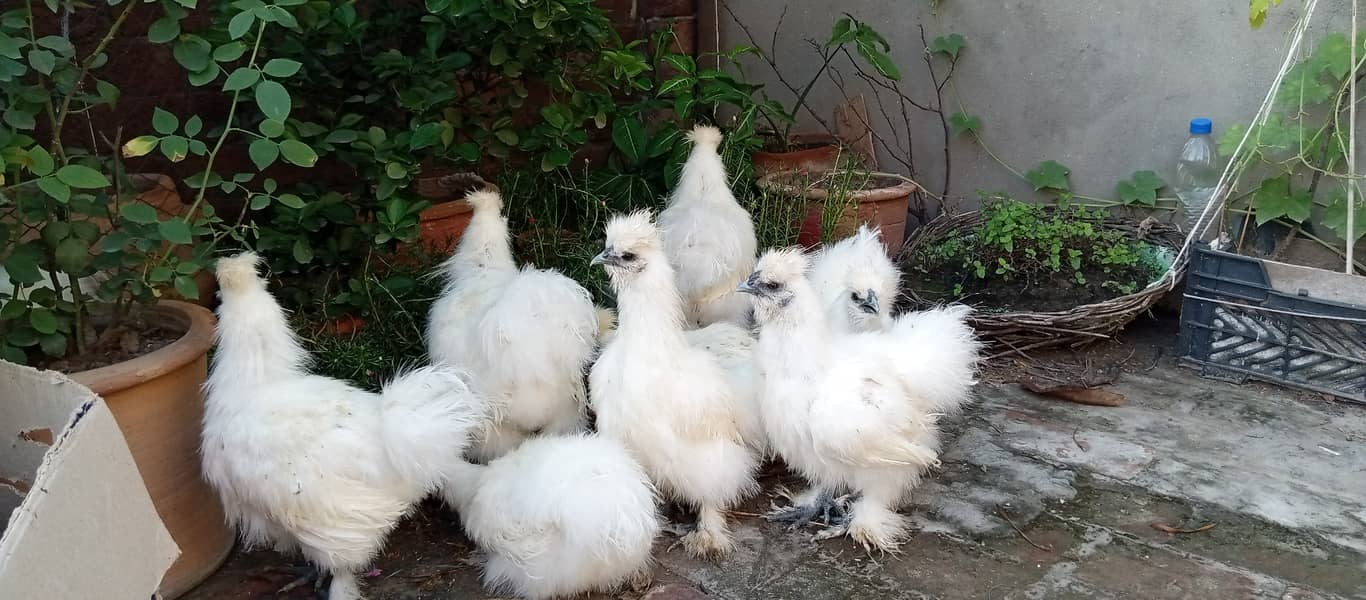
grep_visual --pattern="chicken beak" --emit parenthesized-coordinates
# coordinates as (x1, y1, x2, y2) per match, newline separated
(591, 250, 617, 267)
(736, 274, 759, 295)
(857, 289, 879, 314)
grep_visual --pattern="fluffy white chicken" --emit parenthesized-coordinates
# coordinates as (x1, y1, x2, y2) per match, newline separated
(808, 224, 901, 333)
(659, 125, 758, 327)
(203, 252, 487, 600)
(588, 211, 761, 558)
(441, 433, 661, 599)
(427, 190, 599, 462)
(740, 248, 980, 552)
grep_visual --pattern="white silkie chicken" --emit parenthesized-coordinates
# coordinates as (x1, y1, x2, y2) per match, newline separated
(427, 190, 600, 462)
(808, 224, 901, 333)
(441, 433, 661, 599)
(202, 252, 487, 600)
(659, 125, 758, 328)
(739, 248, 980, 552)
(588, 211, 761, 558)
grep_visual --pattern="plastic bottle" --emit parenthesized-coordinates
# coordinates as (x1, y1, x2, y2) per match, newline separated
(1175, 118, 1219, 235)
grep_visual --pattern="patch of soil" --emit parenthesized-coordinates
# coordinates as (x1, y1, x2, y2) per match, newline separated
(906, 260, 1159, 313)
(35, 308, 183, 373)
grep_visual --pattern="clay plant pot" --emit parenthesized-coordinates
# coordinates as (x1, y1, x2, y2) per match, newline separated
(69, 300, 229, 599)
(757, 170, 918, 254)
(406, 171, 501, 256)
(751, 134, 843, 177)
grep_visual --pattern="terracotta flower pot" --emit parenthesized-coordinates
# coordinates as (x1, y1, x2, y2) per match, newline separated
(757, 170, 919, 254)
(69, 300, 229, 599)
(751, 134, 843, 177)
(405, 171, 500, 255)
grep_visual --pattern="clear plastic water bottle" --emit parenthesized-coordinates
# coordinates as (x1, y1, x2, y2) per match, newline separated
(1175, 118, 1219, 235)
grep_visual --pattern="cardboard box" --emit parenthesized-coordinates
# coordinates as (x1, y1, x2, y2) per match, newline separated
(1, 362, 180, 599)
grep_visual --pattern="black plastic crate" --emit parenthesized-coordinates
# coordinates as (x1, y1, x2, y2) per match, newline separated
(1178, 243, 1366, 404)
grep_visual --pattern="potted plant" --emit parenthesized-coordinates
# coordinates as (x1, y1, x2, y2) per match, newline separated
(1177, 8, 1365, 403)
(757, 169, 918, 252)
(410, 171, 498, 254)
(1, 1, 319, 596)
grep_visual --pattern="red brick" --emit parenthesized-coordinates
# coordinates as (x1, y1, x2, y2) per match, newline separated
(597, 0, 637, 23)
(638, 0, 695, 18)
(643, 16, 697, 56)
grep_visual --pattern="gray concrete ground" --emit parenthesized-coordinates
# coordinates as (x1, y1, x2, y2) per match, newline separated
(187, 328, 1366, 600)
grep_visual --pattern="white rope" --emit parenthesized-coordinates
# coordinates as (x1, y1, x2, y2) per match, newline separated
(1160, 0, 1322, 289)
(1347, 0, 1358, 274)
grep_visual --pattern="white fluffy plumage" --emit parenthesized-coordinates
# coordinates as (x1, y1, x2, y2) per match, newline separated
(441, 433, 661, 599)
(427, 190, 600, 462)
(808, 225, 901, 333)
(203, 252, 487, 600)
(658, 125, 758, 328)
(588, 211, 761, 558)
(742, 248, 981, 552)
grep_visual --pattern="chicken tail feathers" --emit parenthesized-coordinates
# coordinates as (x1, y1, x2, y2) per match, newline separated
(687, 124, 723, 148)
(378, 366, 489, 491)
(209, 252, 308, 390)
(888, 304, 982, 415)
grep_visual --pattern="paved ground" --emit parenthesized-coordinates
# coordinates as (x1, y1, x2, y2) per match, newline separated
(186, 320, 1366, 600)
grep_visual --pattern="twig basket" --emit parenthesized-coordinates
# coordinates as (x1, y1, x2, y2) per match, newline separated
(900, 210, 1186, 359)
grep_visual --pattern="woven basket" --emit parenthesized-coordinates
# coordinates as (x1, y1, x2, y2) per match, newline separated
(900, 210, 1186, 359)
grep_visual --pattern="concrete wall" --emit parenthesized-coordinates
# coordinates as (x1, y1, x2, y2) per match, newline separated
(712, 0, 1351, 211)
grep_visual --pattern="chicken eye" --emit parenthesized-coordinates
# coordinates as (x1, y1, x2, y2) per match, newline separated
(620, 252, 637, 262)
(763, 281, 781, 291)
(849, 291, 860, 302)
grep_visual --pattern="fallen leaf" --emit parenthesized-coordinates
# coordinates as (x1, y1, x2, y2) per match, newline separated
(1019, 379, 1124, 407)
(1152, 522, 1215, 534)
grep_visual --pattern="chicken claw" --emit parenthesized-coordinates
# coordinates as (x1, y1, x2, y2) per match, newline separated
(764, 487, 850, 531)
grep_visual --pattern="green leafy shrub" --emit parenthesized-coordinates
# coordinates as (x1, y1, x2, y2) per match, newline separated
(912, 196, 1167, 310)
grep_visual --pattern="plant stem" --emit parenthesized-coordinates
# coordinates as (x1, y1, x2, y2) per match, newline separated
(48, 0, 139, 159)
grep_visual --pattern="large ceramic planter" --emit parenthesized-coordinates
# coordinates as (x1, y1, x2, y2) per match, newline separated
(69, 300, 229, 599)
(758, 170, 918, 254)
(751, 134, 843, 177)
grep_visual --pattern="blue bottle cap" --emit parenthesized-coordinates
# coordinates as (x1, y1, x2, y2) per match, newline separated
(1190, 118, 1213, 134)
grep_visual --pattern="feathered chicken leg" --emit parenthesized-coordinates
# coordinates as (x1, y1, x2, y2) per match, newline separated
(681, 503, 736, 559)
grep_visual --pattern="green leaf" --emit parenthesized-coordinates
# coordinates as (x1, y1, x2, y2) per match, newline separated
(39, 333, 67, 358)
(222, 67, 260, 91)
(95, 79, 120, 106)
(828, 17, 855, 46)
(292, 238, 314, 264)
(29, 308, 58, 335)
(1251, 175, 1311, 225)
(55, 165, 110, 189)
(1025, 160, 1071, 191)
(1310, 33, 1351, 80)
(495, 129, 519, 146)
(120, 203, 160, 224)
(28, 146, 54, 176)
(153, 107, 179, 135)
(188, 63, 219, 87)
(174, 275, 200, 300)
(3, 109, 36, 130)
(148, 17, 181, 43)
(855, 41, 900, 80)
(277, 193, 305, 209)
(948, 112, 981, 136)
(36, 36, 75, 57)
(1250, 0, 1270, 28)
(173, 37, 212, 72)
(1321, 191, 1366, 241)
(3, 244, 44, 284)
(409, 123, 442, 150)
(0, 343, 26, 364)
(36, 177, 70, 202)
(930, 33, 966, 59)
(158, 218, 194, 244)
(53, 238, 90, 273)
(540, 148, 572, 172)
(121, 135, 159, 158)
(611, 116, 646, 164)
(258, 118, 285, 138)
(160, 135, 190, 162)
(100, 231, 131, 252)
(657, 75, 693, 97)
(254, 80, 291, 121)
(228, 11, 255, 40)
(213, 42, 247, 62)
(262, 58, 302, 78)
(278, 139, 317, 167)
(184, 115, 203, 137)
(249, 139, 279, 170)
(28, 49, 55, 75)
(1115, 170, 1166, 207)
(1218, 123, 1248, 158)
(489, 42, 508, 66)
(385, 162, 407, 179)
(149, 266, 174, 282)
